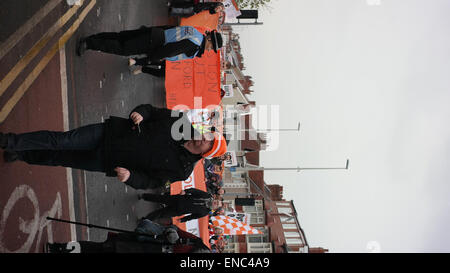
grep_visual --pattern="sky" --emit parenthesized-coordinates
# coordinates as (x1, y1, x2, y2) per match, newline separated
(234, 0, 450, 252)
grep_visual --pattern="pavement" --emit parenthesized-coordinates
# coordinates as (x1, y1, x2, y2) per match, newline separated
(0, 0, 177, 252)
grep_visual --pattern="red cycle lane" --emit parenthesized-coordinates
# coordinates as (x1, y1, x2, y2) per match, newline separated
(0, 53, 74, 253)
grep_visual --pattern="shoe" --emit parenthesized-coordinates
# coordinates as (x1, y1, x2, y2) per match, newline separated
(3, 151, 18, 163)
(0, 132, 7, 149)
(76, 37, 87, 56)
(46, 243, 70, 253)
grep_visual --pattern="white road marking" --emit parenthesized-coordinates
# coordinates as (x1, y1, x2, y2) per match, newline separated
(0, 0, 63, 60)
(0, 185, 62, 253)
(59, 45, 77, 242)
(83, 171, 90, 241)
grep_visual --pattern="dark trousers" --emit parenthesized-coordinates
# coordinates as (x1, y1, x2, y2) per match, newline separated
(6, 123, 106, 172)
(142, 193, 182, 220)
(134, 57, 165, 77)
(78, 241, 115, 253)
(85, 27, 163, 56)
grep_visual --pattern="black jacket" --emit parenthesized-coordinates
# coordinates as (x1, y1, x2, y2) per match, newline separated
(103, 104, 202, 189)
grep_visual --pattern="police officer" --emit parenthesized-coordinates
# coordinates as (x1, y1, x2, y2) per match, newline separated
(76, 25, 223, 63)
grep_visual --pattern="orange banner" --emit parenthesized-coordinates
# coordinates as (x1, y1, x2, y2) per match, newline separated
(165, 50, 221, 110)
(170, 160, 210, 248)
(180, 10, 219, 31)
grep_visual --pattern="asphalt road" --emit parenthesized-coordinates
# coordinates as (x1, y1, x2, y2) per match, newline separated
(66, 0, 177, 242)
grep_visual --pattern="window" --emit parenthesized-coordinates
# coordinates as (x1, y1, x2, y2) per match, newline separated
(248, 212, 265, 225)
(247, 243, 272, 253)
(282, 224, 297, 230)
(243, 200, 265, 224)
(223, 242, 239, 253)
(286, 238, 303, 245)
(280, 215, 295, 223)
(246, 228, 269, 244)
(222, 236, 238, 253)
(284, 231, 300, 238)
(277, 207, 292, 215)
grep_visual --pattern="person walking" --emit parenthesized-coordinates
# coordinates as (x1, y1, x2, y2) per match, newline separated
(0, 104, 228, 190)
(77, 25, 223, 63)
(139, 188, 222, 223)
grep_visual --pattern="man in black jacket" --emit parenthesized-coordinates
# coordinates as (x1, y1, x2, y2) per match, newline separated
(0, 104, 228, 190)
(140, 188, 222, 223)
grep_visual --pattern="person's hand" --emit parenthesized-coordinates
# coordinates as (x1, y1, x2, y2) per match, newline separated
(115, 167, 130, 182)
(130, 112, 143, 125)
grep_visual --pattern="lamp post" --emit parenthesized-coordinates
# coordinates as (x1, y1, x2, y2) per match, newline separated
(237, 122, 301, 133)
(232, 159, 350, 173)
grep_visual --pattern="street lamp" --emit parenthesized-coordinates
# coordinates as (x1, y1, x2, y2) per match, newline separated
(233, 159, 350, 172)
(238, 122, 301, 133)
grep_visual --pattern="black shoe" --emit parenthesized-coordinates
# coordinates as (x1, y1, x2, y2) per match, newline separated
(0, 132, 7, 149)
(46, 243, 71, 253)
(76, 38, 87, 56)
(3, 151, 18, 163)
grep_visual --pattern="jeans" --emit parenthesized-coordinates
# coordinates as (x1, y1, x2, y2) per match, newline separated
(6, 123, 106, 172)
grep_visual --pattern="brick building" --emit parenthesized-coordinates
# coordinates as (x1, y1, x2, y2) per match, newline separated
(217, 27, 328, 253)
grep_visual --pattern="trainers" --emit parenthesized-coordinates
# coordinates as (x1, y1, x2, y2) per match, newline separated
(46, 243, 70, 253)
(3, 151, 18, 163)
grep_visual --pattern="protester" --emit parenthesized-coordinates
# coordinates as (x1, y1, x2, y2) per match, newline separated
(77, 25, 223, 63)
(139, 188, 222, 222)
(46, 219, 210, 253)
(0, 104, 227, 190)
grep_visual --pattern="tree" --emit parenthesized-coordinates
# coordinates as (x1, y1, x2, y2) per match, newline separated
(235, 0, 272, 9)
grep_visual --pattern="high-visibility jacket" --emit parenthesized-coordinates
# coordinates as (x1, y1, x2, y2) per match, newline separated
(164, 26, 204, 61)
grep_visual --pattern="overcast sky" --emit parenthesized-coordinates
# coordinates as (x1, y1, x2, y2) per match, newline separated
(234, 0, 450, 252)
